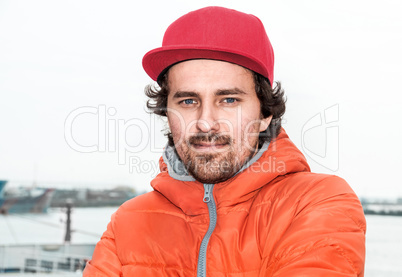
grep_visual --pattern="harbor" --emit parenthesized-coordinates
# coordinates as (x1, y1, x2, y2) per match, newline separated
(0, 181, 402, 277)
(0, 180, 130, 275)
(0, 206, 113, 275)
(1, 179, 402, 276)
(2, 180, 402, 276)
(1, 207, 402, 276)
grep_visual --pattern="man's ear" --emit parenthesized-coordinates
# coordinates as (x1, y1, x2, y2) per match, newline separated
(259, 115, 273, 132)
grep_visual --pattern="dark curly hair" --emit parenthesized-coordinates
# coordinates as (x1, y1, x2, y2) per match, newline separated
(145, 69, 286, 147)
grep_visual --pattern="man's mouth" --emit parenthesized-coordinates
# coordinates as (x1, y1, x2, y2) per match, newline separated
(192, 142, 229, 151)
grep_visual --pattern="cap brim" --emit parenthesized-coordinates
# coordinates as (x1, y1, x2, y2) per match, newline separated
(142, 46, 270, 85)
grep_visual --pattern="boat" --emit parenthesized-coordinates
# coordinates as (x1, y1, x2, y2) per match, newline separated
(0, 197, 96, 274)
(0, 181, 54, 214)
(0, 180, 6, 197)
(50, 187, 136, 208)
(0, 243, 95, 274)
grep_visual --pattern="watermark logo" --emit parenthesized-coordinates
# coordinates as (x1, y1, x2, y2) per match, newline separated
(301, 104, 339, 171)
(64, 104, 340, 175)
(64, 105, 164, 165)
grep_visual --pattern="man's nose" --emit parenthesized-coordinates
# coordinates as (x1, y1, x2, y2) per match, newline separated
(196, 104, 219, 133)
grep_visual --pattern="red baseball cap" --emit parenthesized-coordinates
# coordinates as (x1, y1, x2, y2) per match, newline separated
(142, 6, 275, 85)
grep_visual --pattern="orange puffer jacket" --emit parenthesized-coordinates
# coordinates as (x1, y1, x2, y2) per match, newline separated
(84, 130, 366, 276)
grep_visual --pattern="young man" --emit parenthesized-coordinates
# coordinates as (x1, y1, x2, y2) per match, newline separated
(84, 6, 366, 276)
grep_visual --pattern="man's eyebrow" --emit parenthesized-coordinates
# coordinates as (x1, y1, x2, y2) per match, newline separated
(172, 91, 199, 98)
(172, 88, 247, 98)
(215, 88, 247, 96)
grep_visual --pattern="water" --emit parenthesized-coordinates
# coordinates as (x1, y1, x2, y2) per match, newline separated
(0, 207, 115, 245)
(365, 215, 402, 276)
(1, 209, 401, 276)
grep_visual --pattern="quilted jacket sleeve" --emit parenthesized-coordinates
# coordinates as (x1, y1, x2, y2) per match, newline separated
(260, 175, 366, 277)
(83, 211, 122, 276)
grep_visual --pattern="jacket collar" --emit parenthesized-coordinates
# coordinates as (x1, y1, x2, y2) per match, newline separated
(151, 129, 310, 215)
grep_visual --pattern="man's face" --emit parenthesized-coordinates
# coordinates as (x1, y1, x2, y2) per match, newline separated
(166, 59, 272, 184)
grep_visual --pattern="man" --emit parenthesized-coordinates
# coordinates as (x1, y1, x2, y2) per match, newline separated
(84, 6, 366, 276)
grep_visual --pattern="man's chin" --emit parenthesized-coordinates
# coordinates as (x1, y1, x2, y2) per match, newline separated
(185, 154, 241, 184)
(177, 143, 257, 184)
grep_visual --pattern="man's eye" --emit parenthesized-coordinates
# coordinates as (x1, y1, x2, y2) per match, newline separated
(181, 99, 196, 105)
(223, 98, 237, 104)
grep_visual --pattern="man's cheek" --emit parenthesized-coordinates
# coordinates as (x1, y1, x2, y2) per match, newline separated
(243, 121, 262, 150)
(215, 118, 235, 138)
(167, 115, 185, 143)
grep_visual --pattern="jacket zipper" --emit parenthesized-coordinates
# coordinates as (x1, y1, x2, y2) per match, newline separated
(197, 184, 217, 277)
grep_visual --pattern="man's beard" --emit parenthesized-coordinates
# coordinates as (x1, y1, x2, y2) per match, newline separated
(176, 133, 258, 184)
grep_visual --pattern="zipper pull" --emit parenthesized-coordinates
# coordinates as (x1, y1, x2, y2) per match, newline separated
(203, 184, 213, 203)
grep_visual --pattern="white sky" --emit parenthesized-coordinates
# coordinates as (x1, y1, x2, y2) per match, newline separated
(0, 0, 401, 199)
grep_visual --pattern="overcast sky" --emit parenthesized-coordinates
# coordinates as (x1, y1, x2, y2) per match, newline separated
(0, 0, 401, 199)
